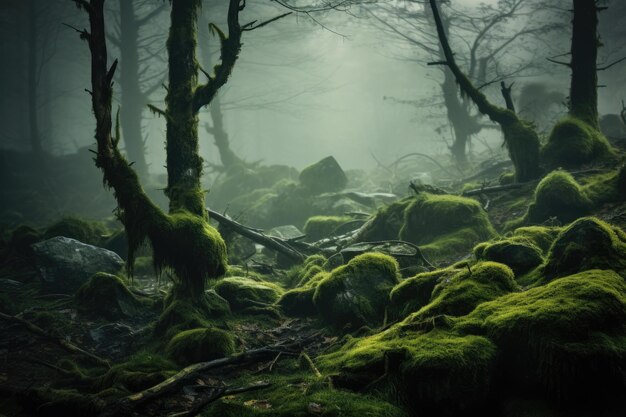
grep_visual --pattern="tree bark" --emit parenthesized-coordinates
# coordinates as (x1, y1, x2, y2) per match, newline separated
(569, 0, 600, 128)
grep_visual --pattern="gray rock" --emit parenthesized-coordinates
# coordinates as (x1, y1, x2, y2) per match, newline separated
(32, 236, 124, 293)
(299, 156, 348, 194)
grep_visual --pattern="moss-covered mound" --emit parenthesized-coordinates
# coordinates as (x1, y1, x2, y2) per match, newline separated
(213, 277, 284, 311)
(312, 253, 399, 328)
(154, 290, 231, 336)
(582, 164, 626, 206)
(542, 117, 614, 168)
(399, 194, 496, 260)
(165, 327, 236, 366)
(522, 170, 592, 225)
(299, 156, 348, 195)
(319, 327, 497, 415)
(352, 197, 413, 242)
(43, 216, 109, 246)
(303, 215, 352, 242)
(456, 269, 626, 401)
(540, 217, 626, 280)
(74, 272, 146, 320)
(413, 262, 518, 320)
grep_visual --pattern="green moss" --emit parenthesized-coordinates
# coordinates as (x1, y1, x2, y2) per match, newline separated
(97, 351, 177, 392)
(213, 276, 284, 311)
(499, 171, 515, 185)
(165, 327, 236, 366)
(542, 116, 614, 168)
(540, 217, 626, 280)
(313, 253, 399, 328)
(154, 290, 230, 336)
(523, 170, 592, 225)
(399, 194, 496, 261)
(510, 226, 561, 252)
(299, 156, 348, 194)
(474, 233, 545, 275)
(43, 216, 109, 246)
(389, 267, 461, 320)
(303, 215, 352, 242)
(74, 272, 147, 320)
(455, 269, 626, 400)
(354, 197, 413, 242)
(25, 388, 98, 417)
(414, 262, 518, 320)
(319, 327, 497, 414)
(582, 165, 626, 206)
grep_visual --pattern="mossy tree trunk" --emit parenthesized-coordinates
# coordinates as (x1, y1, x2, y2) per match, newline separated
(429, 0, 541, 183)
(73, 0, 251, 304)
(569, 0, 600, 129)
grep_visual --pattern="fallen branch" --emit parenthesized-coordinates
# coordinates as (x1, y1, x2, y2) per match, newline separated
(462, 181, 534, 196)
(0, 311, 109, 368)
(207, 207, 307, 262)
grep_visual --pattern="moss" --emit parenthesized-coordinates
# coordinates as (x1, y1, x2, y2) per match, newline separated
(389, 267, 461, 320)
(399, 194, 496, 261)
(582, 165, 626, 206)
(455, 269, 626, 401)
(313, 253, 399, 328)
(303, 215, 352, 242)
(165, 327, 236, 366)
(510, 226, 561, 252)
(154, 289, 230, 336)
(25, 388, 98, 417)
(414, 262, 518, 320)
(542, 116, 614, 168)
(43, 216, 109, 246)
(499, 171, 515, 185)
(539, 217, 626, 280)
(299, 156, 348, 195)
(277, 286, 318, 316)
(318, 327, 497, 415)
(354, 197, 413, 242)
(522, 170, 592, 225)
(74, 272, 147, 320)
(97, 351, 177, 392)
(474, 236, 544, 275)
(213, 276, 284, 311)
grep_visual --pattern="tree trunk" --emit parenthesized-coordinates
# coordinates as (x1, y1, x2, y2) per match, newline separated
(118, 0, 149, 178)
(569, 0, 599, 128)
(27, 0, 42, 158)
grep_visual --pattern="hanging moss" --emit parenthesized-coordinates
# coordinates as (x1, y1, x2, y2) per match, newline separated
(455, 269, 626, 402)
(303, 215, 352, 242)
(165, 327, 236, 366)
(312, 253, 399, 329)
(522, 170, 592, 225)
(213, 276, 284, 311)
(74, 272, 148, 320)
(43, 216, 109, 246)
(318, 326, 497, 415)
(542, 116, 614, 168)
(399, 194, 496, 261)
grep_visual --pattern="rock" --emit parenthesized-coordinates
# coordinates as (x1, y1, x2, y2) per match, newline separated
(89, 323, 134, 359)
(299, 156, 348, 195)
(267, 225, 304, 240)
(32, 236, 124, 293)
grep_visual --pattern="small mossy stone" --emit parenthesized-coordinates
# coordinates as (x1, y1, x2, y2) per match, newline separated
(213, 277, 284, 311)
(541, 217, 626, 280)
(75, 272, 145, 320)
(277, 286, 317, 316)
(299, 156, 348, 195)
(543, 117, 614, 168)
(523, 170, 592, 224)
(475, 239, 543, 275)
(166, 327, 236, 366)
(455, 269, 626, 401)
(313, 252, 399, 328)
(303, 215, 352, 242)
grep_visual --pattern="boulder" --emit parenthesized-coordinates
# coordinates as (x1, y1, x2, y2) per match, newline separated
(32, 236, 124, 293)
(299, 156, 348, 195)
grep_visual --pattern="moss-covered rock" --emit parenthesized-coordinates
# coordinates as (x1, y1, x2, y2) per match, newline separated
(155, 290, 231, 336)
(303, 215, 352, 242)
(540, 217, 626, 280)
(399, 194, 496, 261)
(43, 216, 109, 246)
(582, 164, 626, 206)
(456, 269, 626, 401)
(353, 197, 413, 242)
(542, 116, 614, 168)
(165, 327, 236, 366)
(9, 224, 41, 255)
(74, 272, 146, 320)
(213, 277, 284, 311)
(299, 156, 348, 195)
(313, 253, 399, 328)
(277, 286, 318, 316)
(319, 326, 497, 415)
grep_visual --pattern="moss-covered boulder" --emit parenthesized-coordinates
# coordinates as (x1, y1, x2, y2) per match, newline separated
(303, 215, 352, 242)
(541, 217, 626, 280)
(353, 197, 414, 242)
(75, 272, 146, 320)
(313, 253, 399, 328)
(9, 224, 41, 255)
(43, 216, 109, 246)
(155, 290, 231, 336)
(522, 170, 592, 225)
(399, 194, 496, 260)
(299, 156, 348, 195)
(319, 326, 497, 415)
(542, 117, 614, 168)
(413, 262, 518, 320)
(213, 277, 284, 311)
(165, 327, 236, 366)
(456, 269, 626, 401)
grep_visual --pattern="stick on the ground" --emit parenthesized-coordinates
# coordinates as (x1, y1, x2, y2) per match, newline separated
(0, 311, 109, 368)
